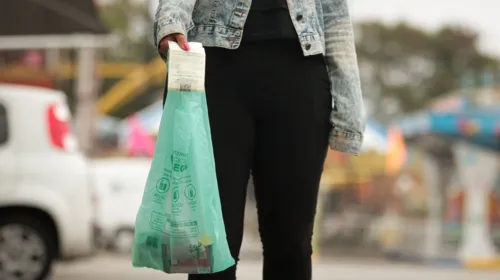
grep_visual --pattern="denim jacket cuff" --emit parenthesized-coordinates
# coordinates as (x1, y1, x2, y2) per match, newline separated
(329, 127, 363, 156)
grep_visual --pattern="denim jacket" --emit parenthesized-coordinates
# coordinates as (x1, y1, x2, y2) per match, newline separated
(154, 0, 366, 155)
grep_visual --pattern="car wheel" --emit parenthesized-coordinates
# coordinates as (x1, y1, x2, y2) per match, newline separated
(113, 228, 134, 254)
(0, 215, 55, 280)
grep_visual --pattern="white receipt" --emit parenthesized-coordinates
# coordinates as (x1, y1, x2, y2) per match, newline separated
(167, 41, 206, 92)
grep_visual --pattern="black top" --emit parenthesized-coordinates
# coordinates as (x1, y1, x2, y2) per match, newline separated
(242, 0, 298, 42)
(252, 0, 288, 10)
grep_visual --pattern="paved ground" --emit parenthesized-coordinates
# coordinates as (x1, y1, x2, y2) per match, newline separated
(52, 254, 500, 280)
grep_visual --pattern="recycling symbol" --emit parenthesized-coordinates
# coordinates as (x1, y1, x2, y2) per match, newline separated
(184, 184, 197, 201)
(155, 178, 170, 194)
(172, 188, 180, 202)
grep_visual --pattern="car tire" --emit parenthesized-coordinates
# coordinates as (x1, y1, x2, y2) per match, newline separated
(113, 228, 135, 254)
(0, 214, 56, 280)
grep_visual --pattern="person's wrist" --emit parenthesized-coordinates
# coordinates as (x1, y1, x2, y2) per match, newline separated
(158, 33, 190, 56)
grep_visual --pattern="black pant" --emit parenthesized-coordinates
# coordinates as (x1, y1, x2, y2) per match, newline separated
(164, 40, 331, 280)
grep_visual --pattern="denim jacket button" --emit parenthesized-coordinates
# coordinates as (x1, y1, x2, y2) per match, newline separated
(305, 43, 311, 50)
(296, 14, 303, 21)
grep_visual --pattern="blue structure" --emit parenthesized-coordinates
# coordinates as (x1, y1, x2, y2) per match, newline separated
(396, 69, 500, 150)
(397, 108, 500, 150)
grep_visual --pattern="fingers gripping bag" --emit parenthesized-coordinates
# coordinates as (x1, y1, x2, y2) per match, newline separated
(132, 41, 235, 274)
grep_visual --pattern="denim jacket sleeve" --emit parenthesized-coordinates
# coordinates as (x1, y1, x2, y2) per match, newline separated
(321, 0, 366, 155)
(153, 0, 196, 52)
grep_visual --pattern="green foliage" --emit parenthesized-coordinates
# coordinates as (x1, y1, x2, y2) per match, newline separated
(99, 0, 157, 63)
(355, 22, 499, 122)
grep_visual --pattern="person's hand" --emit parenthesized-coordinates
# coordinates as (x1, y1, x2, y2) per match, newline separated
(159, 33, 190, 56)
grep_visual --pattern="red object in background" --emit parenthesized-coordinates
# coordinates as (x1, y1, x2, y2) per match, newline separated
(445, 190, 500, 224)
(46, 103, 71, 151)
(357, 181, 372, 203)
(0, 78, 54, 89)
(457, 118, 480, 136)
(325, 150, 349, 165)
(489, 194, 500, 224)
(22, 50, 44, 69)
(445, 191, 464, 222)
(0, 50, 53, 89)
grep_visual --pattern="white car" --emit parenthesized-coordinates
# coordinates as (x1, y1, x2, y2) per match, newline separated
(0, 84, 96, 280)
(91, 158, 150, 254)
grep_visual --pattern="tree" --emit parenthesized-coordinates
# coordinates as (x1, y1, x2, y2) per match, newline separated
(99, 0, 157, 63)
(355, 22, 499, 122)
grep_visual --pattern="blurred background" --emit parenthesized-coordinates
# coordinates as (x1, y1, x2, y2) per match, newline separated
(1, 0, 500, 279)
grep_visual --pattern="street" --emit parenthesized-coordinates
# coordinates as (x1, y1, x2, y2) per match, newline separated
(52, 254, 500, 280)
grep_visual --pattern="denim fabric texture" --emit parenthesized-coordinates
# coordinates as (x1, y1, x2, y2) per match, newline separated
(154, 0, 366, 155)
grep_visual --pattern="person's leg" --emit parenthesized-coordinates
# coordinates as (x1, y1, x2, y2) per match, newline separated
(185, 47, 255, 280)
(251, 41, 331, 280)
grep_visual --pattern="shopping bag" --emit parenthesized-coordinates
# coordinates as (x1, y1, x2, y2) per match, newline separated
(132, 41, 235, 274)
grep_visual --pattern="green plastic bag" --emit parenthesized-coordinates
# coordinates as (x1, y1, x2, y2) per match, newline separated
(132, 42, 235, 274)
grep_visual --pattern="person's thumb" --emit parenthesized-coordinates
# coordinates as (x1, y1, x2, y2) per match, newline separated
(175, 34, 190, 51)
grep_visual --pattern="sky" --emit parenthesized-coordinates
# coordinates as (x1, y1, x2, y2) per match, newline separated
(348, 0, 500, 56)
